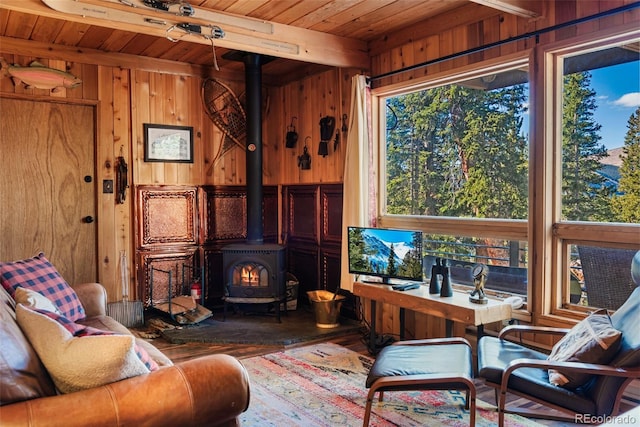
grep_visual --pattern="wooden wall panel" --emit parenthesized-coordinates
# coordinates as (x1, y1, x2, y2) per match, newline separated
(320, 184, 343, 247)
(201, 186, 247, 243)
(96, 66, 118, 300)
(263, 186, 279, 242)
(203, 247, 224, 301)
(320, 247, 341, 293)
(132, 71, 209, 186)
(136, 186, 198, 249)
(284, 185, 318, 245)
(111, 68, 133, 299)
(269, 68, 358, 185)
(138, 248, 199, 307)
(261, 85, 280, 187)
(369, 0, 638, 86)
(202, 79, 246, 186)
(287, 245, 319, 300)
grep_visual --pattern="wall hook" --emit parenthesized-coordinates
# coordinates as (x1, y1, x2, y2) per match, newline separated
(298, 136, 312, 170)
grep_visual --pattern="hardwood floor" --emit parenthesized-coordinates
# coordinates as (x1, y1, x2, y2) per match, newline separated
(147, 331, 639, 426)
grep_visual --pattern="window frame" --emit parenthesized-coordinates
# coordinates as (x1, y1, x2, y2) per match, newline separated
(372, 53, 532, 321)
(371, 23, 640, 325)
(533, 23, 640, 323)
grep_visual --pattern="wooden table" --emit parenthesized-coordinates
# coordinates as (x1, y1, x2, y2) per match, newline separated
(353, 282, 512, 353)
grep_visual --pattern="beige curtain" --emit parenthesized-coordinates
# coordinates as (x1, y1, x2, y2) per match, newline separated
(340, 75, 377, 292)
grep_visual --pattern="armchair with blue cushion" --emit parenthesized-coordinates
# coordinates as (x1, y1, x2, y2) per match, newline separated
(477, 250, 640, 426)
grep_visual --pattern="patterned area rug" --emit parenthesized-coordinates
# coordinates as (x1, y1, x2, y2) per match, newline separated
(240, 342, 544, 427)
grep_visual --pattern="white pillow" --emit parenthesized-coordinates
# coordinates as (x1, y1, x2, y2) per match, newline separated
(14, 286, 62, 315)
(16, 304, 151, 393)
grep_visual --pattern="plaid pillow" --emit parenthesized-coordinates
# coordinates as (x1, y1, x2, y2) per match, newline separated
(32, 307, 159, 372)
(0, 253, 85, 321)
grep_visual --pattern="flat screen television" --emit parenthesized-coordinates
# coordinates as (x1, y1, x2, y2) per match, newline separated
(347, 226, 423, 284)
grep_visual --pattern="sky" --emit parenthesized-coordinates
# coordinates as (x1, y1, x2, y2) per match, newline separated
(590, 61, 640, 150)
(361, 227, 418, 246)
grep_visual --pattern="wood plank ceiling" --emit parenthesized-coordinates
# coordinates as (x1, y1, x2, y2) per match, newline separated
(0, 0, 541, 85)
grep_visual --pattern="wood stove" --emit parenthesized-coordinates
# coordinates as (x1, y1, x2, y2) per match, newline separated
(221, 52, 286, 321)
(222, 243, 286, 320)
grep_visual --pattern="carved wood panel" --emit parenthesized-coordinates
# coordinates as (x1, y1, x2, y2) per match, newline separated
(136, 186, 198, 249)
(201, 186, 247, 243)
(263, 186, 278, 242)
(284, 185, 318, 245)
(321, 245, 355, 318)
(138, 248, 199, 307)
(283, 184, 345, 310)
(320, 247, 341, 293)
(287, 245, 319, 303)
(320, 184, 343, 247)
(200, 185, 278, 244)
(203, 246, 224, 300)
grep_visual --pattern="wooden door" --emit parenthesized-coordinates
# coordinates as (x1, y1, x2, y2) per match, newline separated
(0, 98, 97, 284)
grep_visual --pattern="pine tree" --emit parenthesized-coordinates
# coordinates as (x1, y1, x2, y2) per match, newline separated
(385, 82, 528, 219)
(347, 228, 369, 272)
(561, 71, 609, 221)
(611, 107, 640, 222)
(405, 231, 425, 279)
(386, 243, 397, 276)
(386, 92, 445, 216)
(454, 85, 528, 219)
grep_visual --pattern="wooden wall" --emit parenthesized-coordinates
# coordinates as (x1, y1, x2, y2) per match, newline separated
(0, 45, 355, 301)
(369, 0, 639, 87)
(1, 0, 637, 322)
(273, 68, 356, 185)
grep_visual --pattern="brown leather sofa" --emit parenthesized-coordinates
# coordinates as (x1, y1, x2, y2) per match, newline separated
(0, 282, 250, 426)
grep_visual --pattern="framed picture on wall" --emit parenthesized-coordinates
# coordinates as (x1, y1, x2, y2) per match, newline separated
(143, 123, 194, 163)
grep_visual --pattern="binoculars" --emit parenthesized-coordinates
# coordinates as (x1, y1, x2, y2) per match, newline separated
(429, 257, 453, 297)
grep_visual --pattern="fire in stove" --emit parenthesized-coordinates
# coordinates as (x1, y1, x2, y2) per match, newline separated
(234, 263, 268, 286)
(222, 243, 286, 321)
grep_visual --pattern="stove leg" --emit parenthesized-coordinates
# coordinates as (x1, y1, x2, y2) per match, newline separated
(275, 300, 281, 323)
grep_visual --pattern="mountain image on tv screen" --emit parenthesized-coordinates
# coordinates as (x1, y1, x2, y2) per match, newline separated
(347, 227, 423, 281)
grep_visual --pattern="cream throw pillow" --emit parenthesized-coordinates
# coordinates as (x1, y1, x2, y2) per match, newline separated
(547, 309, 622, 388)
(16, 304, 151, 393)
(15, 286, 62, 315)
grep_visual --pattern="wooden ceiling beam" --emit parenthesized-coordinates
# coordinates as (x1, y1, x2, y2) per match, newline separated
(0, 0, 370, 69)
(469, 0, 542, 19)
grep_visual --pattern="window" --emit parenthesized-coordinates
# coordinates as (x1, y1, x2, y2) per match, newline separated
(560, 45, 640, 223)
(377, 59, 530, 299)
(374, 27, 640, 313)
(539, 28, 640, 316)
(423, 234, 528, 298)
(570, 244, 638, 311)
(384, 66, 529, 220)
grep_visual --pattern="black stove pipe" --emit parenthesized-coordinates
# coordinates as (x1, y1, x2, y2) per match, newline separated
(243, 53, 263, 245)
